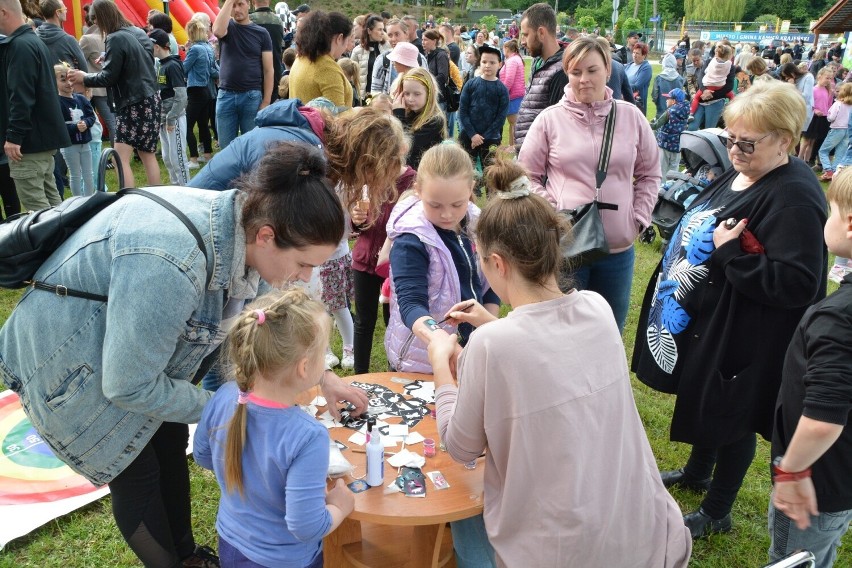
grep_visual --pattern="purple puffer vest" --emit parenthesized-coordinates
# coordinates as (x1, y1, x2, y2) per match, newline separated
(384, 195, 487, 373)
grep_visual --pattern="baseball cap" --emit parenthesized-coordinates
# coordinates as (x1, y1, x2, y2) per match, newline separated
(478, 43, 502, 61)
(627, 31, 640, 38)
(148, 29, 170, 49)
(663, 88, 686, 103)
(291, 4, 309, 15)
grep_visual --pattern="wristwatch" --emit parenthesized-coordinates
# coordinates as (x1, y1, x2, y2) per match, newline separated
(772, 455, 812, 482)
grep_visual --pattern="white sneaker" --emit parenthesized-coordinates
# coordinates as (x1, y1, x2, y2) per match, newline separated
(325, 351, 340, 368)
(341, 348, 354, 370)
(187, 161, 200, 169)
(198, 156, 208, 163)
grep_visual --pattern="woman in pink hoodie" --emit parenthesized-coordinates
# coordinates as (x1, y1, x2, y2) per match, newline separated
(500, 39, 525, 147)
(518, 35, 660, 332)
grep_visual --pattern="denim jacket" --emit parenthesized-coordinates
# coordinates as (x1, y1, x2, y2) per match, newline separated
(183, 41, 216, 89)
(0, 187, 241, 485)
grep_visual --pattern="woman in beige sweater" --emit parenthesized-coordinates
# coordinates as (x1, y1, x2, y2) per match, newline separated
(428, 156, 692, 568)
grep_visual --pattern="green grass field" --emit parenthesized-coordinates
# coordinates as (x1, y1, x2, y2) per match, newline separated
(0, 62, 846, 567)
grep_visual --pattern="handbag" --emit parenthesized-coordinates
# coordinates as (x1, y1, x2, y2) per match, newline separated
(561, 102, 619, 267)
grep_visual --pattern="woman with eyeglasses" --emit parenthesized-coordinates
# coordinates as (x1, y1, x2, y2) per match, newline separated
(632, 80, 828, 541)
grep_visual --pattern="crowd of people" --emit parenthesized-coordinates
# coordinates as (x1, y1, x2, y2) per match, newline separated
(1, 0, 852, 567)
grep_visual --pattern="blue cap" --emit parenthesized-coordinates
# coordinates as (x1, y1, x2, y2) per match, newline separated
(664, 88, 686, 103)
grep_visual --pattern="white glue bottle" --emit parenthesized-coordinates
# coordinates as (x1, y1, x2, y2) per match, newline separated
(365, 417, 384, 487)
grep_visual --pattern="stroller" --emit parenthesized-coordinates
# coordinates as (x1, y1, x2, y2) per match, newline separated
(640, 128, 732, 247)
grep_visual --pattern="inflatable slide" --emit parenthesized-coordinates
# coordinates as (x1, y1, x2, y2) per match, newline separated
(60, 0, 219, 44)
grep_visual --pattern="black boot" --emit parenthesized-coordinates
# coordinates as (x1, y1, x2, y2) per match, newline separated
(683, 508, 732, 539)
(660, 468, 712, 492)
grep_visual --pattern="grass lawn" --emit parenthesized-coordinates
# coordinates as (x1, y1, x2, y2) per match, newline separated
(0, 63, 846, 567)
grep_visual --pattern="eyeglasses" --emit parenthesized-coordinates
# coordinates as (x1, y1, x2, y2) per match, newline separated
(718, 131, 772, 154)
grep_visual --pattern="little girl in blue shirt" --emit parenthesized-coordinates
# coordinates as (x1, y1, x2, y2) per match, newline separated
(194, 288, 354, 568)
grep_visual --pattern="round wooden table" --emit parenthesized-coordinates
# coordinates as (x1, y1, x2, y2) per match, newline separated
(319, 372, 485, 568)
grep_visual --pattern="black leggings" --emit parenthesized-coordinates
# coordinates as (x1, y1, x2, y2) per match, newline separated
(108, 422, 195, 567)
(0, 163, 20, 218)
(682, 432, 758, 519)
(353, 269, 390, 375)
(186, 87, 213, 158)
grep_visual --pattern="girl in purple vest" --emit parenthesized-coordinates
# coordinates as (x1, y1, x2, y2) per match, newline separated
(384, 141, 500, 374)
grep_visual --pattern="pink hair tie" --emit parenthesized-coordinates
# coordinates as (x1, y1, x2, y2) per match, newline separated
(237, 390, 250, 405)
(254, 309, 266, 325)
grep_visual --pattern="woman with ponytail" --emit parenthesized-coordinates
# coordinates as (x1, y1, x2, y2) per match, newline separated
(427, 153, 691, 568)
(194, 288, 354, 567)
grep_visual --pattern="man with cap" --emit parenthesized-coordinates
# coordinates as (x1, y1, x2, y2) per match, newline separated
(291, 3, 309, 27)
(650, 88, 689, 178)
(613, 31, 640, 65)
(150, 28, 189, 185)
(371, 18, 425, 96)
(212, 0, 274, 148)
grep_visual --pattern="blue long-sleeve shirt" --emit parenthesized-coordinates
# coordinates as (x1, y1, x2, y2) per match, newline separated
(458, 76, 509, 141)
(390, 222, 500, 344)
(194, 382, 331, 567)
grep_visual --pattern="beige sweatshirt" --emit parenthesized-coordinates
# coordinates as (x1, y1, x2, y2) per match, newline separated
(436, 291, 691, 567)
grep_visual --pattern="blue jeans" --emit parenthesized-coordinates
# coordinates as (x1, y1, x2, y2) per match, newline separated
(89, 139, 103, 191)
(569, 247, 635, 333)
(60, 144, 94, 197)
(688, 98, 725, 131)
(769, 502, 852, 568)
(447, 110, 457, 138)
(216, 89, 261, 149)
(840, 122, 852, 167)
(819, 128, 849, 172)
(450, 514, 496, 568)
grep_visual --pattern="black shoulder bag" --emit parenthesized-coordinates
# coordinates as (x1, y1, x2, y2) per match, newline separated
(0, 149, 210, 301)
(561, 101, 619, 267)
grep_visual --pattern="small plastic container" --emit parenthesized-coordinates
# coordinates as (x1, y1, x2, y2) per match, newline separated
(423, 438, 436, 458)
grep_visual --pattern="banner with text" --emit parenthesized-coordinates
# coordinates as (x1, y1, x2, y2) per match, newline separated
(699, 30, 815, 44)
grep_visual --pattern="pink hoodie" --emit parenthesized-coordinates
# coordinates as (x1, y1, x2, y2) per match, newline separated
(500, 53, 526, 100)
(518, 86, 661, 253)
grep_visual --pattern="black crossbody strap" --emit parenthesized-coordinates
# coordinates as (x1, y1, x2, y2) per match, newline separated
(29, 280, 110, 302)
(595, 101, 618, 197)
(31, 189, 211, 302)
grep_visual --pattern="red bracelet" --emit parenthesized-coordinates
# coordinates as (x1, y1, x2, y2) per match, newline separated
(772, 457, 812, 482)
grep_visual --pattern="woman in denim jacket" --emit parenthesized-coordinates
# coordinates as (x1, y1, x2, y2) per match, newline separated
(183, 19, 218, 168)
(0, 142, 368, 567)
